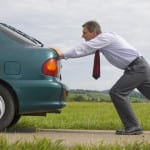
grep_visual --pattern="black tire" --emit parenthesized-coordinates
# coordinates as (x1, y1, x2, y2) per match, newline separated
(7, 114, 21, 128)
(0, 85, 16, 131)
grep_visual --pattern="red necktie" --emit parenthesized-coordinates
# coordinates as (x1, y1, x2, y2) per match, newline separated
(92, 50, 100, 79)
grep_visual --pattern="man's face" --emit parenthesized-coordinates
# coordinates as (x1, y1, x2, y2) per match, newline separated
(82, 27, 97, 41)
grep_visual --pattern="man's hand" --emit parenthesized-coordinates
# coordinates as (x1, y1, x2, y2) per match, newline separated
(51, 48, 64, 59)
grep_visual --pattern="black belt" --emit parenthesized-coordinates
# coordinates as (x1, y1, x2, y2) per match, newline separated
(125, 56, 143, 71)
(128, 56, 142, 67)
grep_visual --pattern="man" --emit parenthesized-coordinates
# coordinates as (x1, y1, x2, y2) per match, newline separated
(54, 20, 150, 135)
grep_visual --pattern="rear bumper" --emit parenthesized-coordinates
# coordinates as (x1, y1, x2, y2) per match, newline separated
(9, 79, 68, 114)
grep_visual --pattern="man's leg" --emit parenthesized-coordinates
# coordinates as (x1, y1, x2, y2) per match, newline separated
(110, 57, 150, 131)
(137, 57, 150, 99)
(109, 71, 141, 130)
(138, 79, 150, 99)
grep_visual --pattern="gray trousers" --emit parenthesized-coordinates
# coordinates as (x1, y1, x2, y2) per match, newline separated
(110, 57, 150, 129)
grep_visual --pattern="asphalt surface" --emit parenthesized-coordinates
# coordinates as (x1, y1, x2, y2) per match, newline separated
(0, 129, 150, 146)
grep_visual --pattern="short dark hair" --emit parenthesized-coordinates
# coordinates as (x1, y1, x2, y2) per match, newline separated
(82, 20, 102, 34)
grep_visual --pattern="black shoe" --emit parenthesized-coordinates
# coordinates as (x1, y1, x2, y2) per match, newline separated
(116, 126, 142, 135)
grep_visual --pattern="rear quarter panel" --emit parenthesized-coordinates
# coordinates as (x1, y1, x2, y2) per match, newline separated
(0, 44, 66, 114)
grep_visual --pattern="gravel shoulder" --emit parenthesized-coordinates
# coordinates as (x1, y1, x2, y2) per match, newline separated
(0, 129, 149, 146)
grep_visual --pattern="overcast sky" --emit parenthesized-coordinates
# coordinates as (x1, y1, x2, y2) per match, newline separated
(1, 0, 150, 91)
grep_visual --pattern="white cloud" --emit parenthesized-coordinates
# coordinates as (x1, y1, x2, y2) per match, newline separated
(1, 0, 150, 90)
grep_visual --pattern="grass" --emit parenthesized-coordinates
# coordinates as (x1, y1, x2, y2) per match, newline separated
(0, 136, 65, 150)
(2, 102, 150, 149)
(0, 136, 150, 150)
(15, 102, 150, 130)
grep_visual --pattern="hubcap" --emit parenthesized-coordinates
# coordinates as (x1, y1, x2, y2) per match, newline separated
(0, 96, 5, 119)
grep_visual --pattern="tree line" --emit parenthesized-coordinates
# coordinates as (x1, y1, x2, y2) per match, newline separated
(66, 89, 148, 103)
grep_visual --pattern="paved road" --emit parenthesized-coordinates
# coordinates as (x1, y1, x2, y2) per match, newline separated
(0, 129, 149, 146)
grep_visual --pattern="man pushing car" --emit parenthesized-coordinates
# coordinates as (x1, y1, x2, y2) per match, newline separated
(53, 20, 150, 135)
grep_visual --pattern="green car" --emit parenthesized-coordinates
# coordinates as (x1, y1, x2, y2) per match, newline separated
(0, 23, 68, 130)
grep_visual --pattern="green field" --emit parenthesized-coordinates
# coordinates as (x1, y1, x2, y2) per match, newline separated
(16, 102, 150, 130)
(2, 102, 150, 149)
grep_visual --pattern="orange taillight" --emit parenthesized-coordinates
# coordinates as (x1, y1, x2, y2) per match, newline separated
(42, 59, 58, 76)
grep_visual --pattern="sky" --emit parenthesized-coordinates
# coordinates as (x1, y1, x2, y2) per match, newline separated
(1, 0, 150, 91)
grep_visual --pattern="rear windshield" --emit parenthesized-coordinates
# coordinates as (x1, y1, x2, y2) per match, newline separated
(0, 23, 44, 47)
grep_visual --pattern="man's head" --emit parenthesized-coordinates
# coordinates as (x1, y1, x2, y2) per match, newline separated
(82, 20, 102, 41)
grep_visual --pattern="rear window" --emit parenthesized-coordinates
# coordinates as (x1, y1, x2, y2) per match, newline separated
(0, 23, 44, 47)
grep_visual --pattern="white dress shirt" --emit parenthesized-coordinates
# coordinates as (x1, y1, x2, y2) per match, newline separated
(63, 32, 141, 70)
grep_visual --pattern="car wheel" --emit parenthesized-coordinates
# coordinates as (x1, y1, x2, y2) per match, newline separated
(0, 85, 15, 131)
(7, 114, 21, 128)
